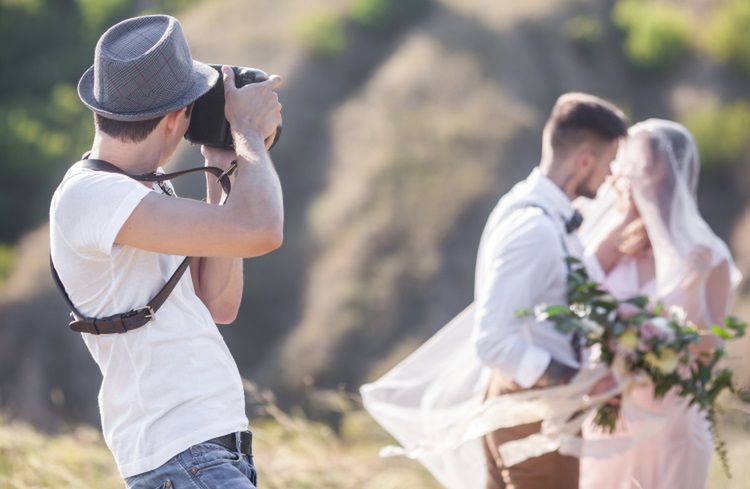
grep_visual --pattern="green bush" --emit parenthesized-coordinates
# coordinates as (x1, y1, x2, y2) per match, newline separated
(681, 102, 750, 169)
(0, 244, 15, 284)
(294, 11, 346, 58)
(613, 0, 693, 71)
(350, 0, 430, 31)
(0, 0, 193, 243)
(565, 15, 603, 55)
(706, 0, 750, 77)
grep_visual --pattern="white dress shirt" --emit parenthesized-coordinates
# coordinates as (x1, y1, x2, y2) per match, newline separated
(472, 168, 603, 388)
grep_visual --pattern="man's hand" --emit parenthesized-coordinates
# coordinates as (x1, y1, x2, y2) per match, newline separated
(588, 372, 621, 406)
(535, 360, 578, 388)
(222, 65, 282, 145)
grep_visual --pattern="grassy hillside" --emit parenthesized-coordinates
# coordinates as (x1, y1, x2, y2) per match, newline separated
(2, 401, 750, 489)
(0, 388, 441, 489)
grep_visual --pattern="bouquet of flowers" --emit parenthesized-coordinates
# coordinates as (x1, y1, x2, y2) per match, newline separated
(516, 257, 746, 474)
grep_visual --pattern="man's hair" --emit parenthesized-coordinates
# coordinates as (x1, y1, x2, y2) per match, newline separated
(94, 103, 193, 143)
(543, 93, 629, 158)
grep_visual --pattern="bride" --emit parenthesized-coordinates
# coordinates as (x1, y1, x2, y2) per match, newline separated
(578, 119, 742, 489)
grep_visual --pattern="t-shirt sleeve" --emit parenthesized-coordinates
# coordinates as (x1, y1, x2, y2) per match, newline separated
(53, 170, 152, 257)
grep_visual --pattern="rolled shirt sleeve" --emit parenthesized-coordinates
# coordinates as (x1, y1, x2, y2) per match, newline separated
(53, 169, 152, 258)
(472, 209, 572, 388)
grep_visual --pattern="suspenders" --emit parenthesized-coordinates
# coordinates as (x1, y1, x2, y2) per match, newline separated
(508, 202, 583, 362)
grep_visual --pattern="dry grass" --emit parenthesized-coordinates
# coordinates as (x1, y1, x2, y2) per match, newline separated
(0, 408, 439, 489)
(2, 402, 750, 489)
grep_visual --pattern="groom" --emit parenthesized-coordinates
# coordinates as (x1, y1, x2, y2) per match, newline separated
(473, 93, 630, 489)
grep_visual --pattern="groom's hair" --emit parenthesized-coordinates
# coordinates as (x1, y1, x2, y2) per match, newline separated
(543, 93, 629, 158)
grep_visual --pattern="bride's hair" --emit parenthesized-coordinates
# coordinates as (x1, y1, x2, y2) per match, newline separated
(542, 92, 629, 160)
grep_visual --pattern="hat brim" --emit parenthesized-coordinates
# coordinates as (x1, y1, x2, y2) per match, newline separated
(77, 60, 219, 122)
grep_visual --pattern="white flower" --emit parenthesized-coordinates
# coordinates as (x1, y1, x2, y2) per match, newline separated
(580, 318, 604, 339)
(534, 304, 549, 321)
(570, 303, 591, 318)
(607, 309, 618, 323)
(669, 305, 688, 324)
(649, 317, 676, 342)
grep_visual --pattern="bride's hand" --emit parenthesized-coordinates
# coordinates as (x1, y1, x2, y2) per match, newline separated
(595, 194, 650, 272)
(618, 217, 649, 256)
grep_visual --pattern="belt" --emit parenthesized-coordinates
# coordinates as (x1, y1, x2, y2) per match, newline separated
(206, 430, 253, 457)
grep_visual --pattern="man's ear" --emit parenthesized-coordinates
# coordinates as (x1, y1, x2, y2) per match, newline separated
(163, 107, 187, 136)
(576, 142, 598, 171)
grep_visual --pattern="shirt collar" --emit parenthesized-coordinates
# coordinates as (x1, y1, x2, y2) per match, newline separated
(526, 167, 575, 221)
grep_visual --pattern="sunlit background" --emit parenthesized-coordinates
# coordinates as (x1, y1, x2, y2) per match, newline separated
(1, 0, 750, 487)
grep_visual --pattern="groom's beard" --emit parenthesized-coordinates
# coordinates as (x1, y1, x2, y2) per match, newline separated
(575, 177, 599, 199)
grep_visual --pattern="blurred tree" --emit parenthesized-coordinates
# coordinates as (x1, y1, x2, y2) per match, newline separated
(350, 0, 431, 32)
(706, 0, 750, 77)
(613, 0, 692, 71)
(0, 0, 193, 246)
(682, 101, 750, 170)
(294, 10, 346, 59)
(565, 15, 603, 57)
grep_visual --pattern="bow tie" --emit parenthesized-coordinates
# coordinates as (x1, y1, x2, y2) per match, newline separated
(565, 210, 583, 234)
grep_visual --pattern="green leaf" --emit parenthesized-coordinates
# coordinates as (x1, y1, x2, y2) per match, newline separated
(515, 307, 531, 318)
(726, 316, 747, 338)
(544, 305, 570, 317)
(711, 324, 733, 340)
(625, 296, 649, 309)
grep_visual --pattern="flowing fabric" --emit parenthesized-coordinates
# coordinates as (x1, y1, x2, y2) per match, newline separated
(361, 305, 490, 489)
(579, 119, 743, 489)
(362, 194, 644, 488)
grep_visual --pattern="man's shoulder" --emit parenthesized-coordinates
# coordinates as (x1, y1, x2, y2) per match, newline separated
(481, 197, 564, 260)
(53, 163, 144, 205)
(488, 196, 559, 234)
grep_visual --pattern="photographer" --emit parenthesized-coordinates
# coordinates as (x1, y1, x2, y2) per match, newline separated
(48, 15, 281, 489)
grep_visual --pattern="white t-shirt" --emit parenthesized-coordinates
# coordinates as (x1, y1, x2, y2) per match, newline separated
(49, 163, 248, 478)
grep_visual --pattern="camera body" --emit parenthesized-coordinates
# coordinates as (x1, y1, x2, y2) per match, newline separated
(185, 64, 282, 149)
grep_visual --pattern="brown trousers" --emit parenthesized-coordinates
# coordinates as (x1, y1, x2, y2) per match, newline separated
(482, 370, 579, 489)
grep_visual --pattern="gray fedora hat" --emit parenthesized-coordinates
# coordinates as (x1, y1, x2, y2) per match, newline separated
(78, 15, 219, 121)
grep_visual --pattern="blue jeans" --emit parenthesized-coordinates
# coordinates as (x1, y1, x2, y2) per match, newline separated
(125, 439, 258, 489)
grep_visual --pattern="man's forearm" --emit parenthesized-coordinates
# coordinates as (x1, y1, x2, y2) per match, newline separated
(225, 131, 283, 240)
(193, 255, 243, 323)
(194, 175, 244, 323)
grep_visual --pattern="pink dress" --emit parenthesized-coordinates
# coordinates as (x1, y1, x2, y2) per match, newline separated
(580, 258, 713, 489)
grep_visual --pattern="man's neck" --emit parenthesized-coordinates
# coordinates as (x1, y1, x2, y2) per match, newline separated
(88, 132, 168, 175)
(539, 158, 578, 201)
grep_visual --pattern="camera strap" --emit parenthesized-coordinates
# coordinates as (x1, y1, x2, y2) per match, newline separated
(50, 157, 238, 335)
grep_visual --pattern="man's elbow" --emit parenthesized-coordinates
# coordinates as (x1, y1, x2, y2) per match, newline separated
(210, 301, 240, 325)
(472, 330, 497, 367)
(240, 221, 283, 257)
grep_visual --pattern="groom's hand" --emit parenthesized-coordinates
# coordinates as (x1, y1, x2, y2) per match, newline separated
(588, 372, 621, 406)
(535, 360, 578, 388)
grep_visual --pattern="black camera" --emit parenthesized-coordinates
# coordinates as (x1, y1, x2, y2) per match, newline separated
(185, 64, 282, 149)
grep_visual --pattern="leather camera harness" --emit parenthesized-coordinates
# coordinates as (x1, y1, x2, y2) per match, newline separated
(50, 156, 237, 335)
